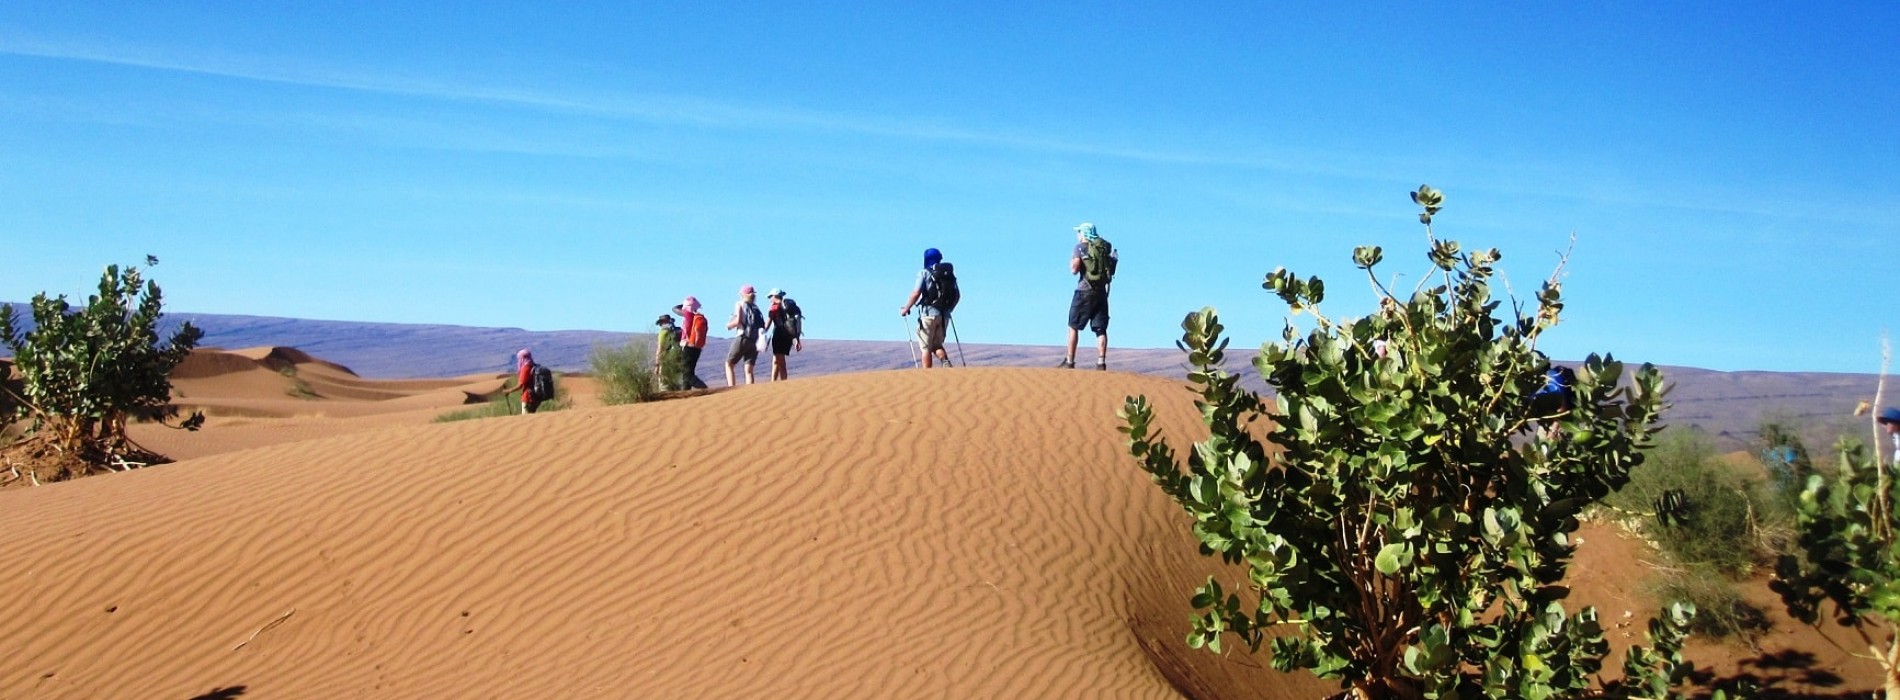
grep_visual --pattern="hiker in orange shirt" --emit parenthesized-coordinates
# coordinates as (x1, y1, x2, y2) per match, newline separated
(673, 296, 710, 390)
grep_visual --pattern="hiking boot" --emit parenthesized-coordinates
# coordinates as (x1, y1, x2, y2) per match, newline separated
(1056, 358, 1075, 369)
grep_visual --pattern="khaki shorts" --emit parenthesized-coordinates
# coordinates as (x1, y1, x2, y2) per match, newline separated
(916, 315, 946, 352)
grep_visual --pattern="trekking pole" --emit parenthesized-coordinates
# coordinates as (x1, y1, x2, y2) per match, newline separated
(949, 317, 967, 368)
(900, 316, 921, 368)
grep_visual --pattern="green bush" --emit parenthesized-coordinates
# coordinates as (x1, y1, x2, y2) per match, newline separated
(1123, 186, 1714, 699)
(1644, 564, 1771, 641)
(591, 340, 663, 405)
(1773, 436, 1900, 697)
(0, 258, 203, 480)
(1607, 430, 1787, 578)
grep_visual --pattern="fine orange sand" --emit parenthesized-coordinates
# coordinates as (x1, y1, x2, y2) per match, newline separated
(0, 350, 1882, 698)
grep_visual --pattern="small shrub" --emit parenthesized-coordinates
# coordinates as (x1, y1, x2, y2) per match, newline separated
(591, 341, 662, 405)
(1123, 185, 1708, 699)
(1644, 564, 1772, 641)
(1606, 431, 1786, 578)
(0, 258, 203, 481)
(285, 379, 318, 400)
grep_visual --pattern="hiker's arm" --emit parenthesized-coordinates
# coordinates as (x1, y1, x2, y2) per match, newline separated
(1070, 254, 1082, 275)
(900, 288, 921, 316)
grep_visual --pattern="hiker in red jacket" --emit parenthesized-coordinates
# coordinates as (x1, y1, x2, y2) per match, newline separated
(513, 348, 544, 414)
(673, 296, 710, 390)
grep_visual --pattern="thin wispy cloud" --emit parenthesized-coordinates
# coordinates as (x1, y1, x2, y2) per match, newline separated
(1, 31, 1885, 228)
(0, 30, 1324, 174)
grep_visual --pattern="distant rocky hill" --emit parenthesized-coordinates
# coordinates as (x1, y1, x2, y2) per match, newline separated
(2, 304, 1881, 451)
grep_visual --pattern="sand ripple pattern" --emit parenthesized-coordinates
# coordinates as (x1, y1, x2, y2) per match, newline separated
(1, 368, 1327, 699)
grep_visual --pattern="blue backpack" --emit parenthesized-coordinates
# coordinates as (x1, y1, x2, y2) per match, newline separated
(1530, 364, 1575, 415)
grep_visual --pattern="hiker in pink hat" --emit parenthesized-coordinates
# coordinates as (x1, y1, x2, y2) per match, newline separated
(723, 285, 764, 386)
(512, 348, 552, 414)
(671, 295, 709, 390)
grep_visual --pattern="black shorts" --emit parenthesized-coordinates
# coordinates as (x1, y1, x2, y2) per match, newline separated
(1068, 288, 1109, 335)
(771, 330, 795, 356)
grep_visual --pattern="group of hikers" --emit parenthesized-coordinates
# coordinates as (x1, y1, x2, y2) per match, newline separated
(507, 222, 1120, 413)
(658, 285, 804, 390)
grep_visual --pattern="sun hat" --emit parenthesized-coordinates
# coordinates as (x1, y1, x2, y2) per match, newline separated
(1074, 222, 1099, 240)
(656, 315, 674, 326)
(682, 295, 701, 312)
(740, 285, 755, 296)
(517, 348, 532, 361)
(1880, 407, 1900, 425)
(923, 248, 942, 268)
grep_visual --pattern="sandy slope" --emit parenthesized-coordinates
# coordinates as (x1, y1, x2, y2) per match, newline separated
(0, 356, 1883, 699)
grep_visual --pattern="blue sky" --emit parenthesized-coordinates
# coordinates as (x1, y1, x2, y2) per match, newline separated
(1, 2, 1894, 373)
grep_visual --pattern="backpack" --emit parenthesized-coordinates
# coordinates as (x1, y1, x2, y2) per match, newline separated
(1082, 237, 1116, 286)
(1530, 364, 1575, 415)
(529, 362, 556, 401)
(920, 263, 961, 314)
(781, 298, 804, 339)
(739, 302, 764, 338)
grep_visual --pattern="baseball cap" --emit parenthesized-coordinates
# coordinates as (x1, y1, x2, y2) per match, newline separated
(740, 285, 755, 295)
(768, 288, 785, 298)
(1880, 407, 1900, 425)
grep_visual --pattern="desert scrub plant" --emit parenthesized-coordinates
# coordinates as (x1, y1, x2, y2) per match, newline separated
(282, 365, 319, 400)
(591, 340, 663, 405)
(1606, 430, 1789, 578)
(0, 257, 203, 480)
(1644, 564, 1771, 641)
(1122, 186, 1722, 699)
(1772, 420, 1900, 698)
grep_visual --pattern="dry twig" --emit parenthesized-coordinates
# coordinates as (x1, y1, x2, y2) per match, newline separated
(232, 608, 296, 651)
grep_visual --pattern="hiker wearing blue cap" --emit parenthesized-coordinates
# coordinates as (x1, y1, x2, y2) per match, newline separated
(1061, 222, 1118, 370)
(1879, 407, 1900, 464)
(899, 247, 959, 368)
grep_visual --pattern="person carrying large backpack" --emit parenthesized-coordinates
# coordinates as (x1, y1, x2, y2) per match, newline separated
(1061, 222, 1117, 370)
(899, 247, 958, 369)
(672, 296, 710, 390)
(764, 288, 803, 381)
(513, 348, 555, 414)
(724, 285, 765, 386)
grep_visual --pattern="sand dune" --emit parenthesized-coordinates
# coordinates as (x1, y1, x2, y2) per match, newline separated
(0, 359, 1883, 698)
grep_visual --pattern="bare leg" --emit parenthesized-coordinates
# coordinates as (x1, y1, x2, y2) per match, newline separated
(1096, 334, 1109, 368)
(725, 360, 737, 387)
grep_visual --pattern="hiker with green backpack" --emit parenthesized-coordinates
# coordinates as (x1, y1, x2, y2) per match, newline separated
(1061, 222, 1117, 370)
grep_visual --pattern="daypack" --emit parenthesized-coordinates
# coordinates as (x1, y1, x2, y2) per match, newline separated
(1082, 237, 1117, 286)
(529, 362, 556, 401)
(920, 262, 961, 314)
(738, 302, 764, 339)
(781, 298, 804, 339)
